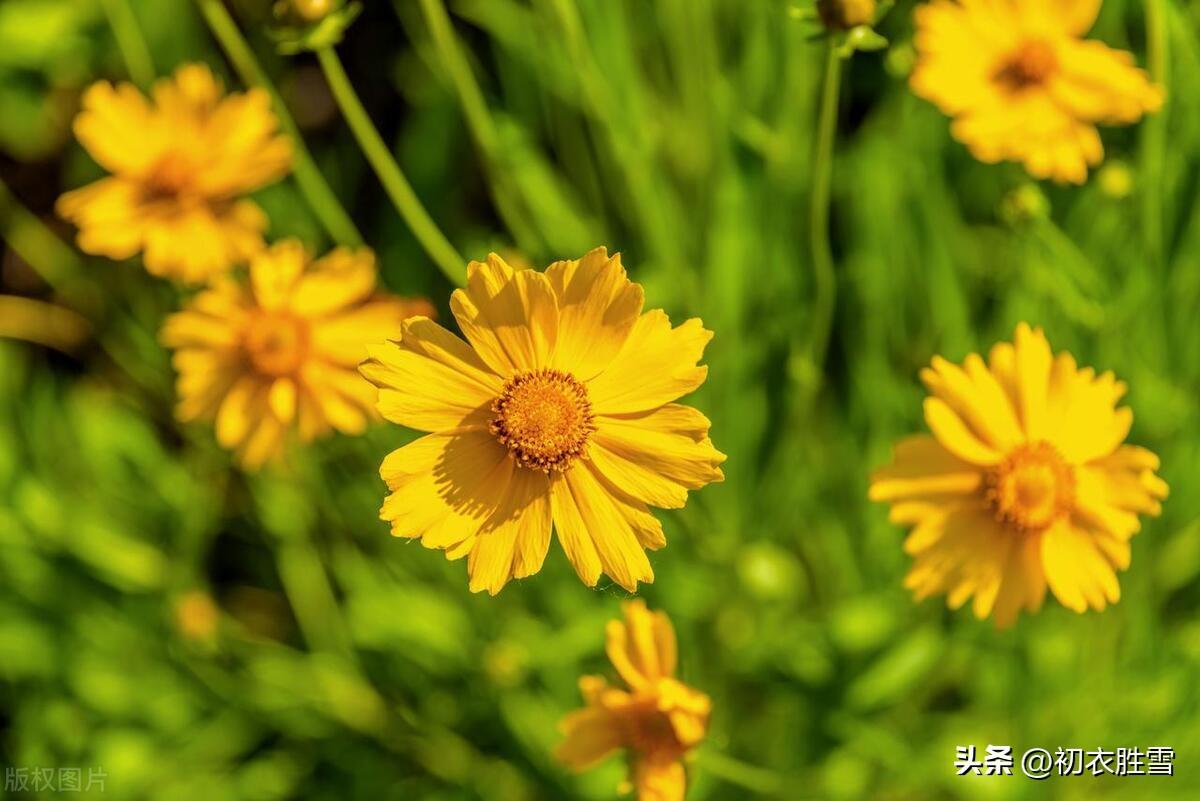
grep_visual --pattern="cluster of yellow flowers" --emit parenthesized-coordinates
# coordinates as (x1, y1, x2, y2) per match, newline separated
(52, 2, 1170, 798)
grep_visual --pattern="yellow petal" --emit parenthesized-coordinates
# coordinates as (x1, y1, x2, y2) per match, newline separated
(268, 377, 297, 424)
(1042, 522, 1121, 613)
(920, 353, 1023, 451)
(587, 310, 712, 415)
(380, 429, 513, 550)
(554, 700, 623, 771)
(632, 758, 687, 801)
(290, 247, 378, 317)
(72, 81, 163, 175)
(1013, 323, 1053, 441)
(215, 375, 265, 448)
(551, 461, 654, 592)
(589, 405, 725, 510)
(312, 300, 411, 367)
(924, 397, 1003, 465)
(546, 247, 644, 381)
(869, 435, 982, 502)
(450, 255, 558, 375)
(361, 317, 501, 432)
(251, 240, 307, 310)
(467, 468, 552, 594)
(1015, 0, 1100, 36)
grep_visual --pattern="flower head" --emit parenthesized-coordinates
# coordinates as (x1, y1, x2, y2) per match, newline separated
(910, 0, 1163, 183)
(57, 63, 292, 284)
(870, 324, 1168, 627)
(359, 249, 725, 594)
(162, 240, 428, 469)
(556, 601, 710, 801)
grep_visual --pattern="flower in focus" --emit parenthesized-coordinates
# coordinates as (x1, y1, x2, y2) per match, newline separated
(360, 249, 725, 594)
(57, 63, 292, 284)
(870, 324, 1169, 627)
(556, 601, 710, 801)
(910, 0, 1163, 183)
(162, 240, 428, 469)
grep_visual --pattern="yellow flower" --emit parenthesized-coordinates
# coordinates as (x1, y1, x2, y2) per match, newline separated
(360, 249, 725, 594)
(556, 601, 710, 801)
(910, 0, 1163, 184)
(162, 240, 427, 469)
(870, 324, 1168, 627)
(57, 63, 292, 284)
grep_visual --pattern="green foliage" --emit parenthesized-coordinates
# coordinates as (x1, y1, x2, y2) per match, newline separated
(2, 0, 1200, 799)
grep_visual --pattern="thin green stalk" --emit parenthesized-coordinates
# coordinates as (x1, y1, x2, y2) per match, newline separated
(99, 0, 156, 88)
(694, 751, 786, 797)
(806, 43, 842, 394)
(1142, 0, 1168, 273)
(316, 46, 465, 285)
(413, 0, 541, 253)
(193, 0, 363, 249)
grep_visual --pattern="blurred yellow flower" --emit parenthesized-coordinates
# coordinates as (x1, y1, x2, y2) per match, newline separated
(556, 601, 710, 801)
(360, 249, 725, 594)
(57, 63, 292, 284)
(870, 324, 1168, 627)
(910, 0, 1163, 184)
(162, 240, 427, 469)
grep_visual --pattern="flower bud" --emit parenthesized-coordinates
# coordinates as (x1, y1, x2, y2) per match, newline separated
(276, 0, 337, 23)
(817, 0, 877, 30)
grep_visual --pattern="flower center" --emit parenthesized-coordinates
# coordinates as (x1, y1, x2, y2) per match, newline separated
(144, 153, 195, 200)
(995, 40, 1058, 91)
(242, 312, 309, 377)
(490, 369, 594, 472)
(984, 442, 1075, 531)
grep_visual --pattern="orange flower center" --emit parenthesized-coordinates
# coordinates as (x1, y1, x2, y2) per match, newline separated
(144, 153, 196, 200)
(490, 369, 594, 472)
(995, 40, 1058, 91)
(984, 442, 1075, 531)
(243, 312, 310, 377)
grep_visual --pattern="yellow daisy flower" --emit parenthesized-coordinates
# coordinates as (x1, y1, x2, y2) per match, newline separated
(910, 0, 1163, 184)
(556, 601, 710, 801)
(870, 323, 1168, 627)
(162, 240, 428, 469)
(57, 63, 292, 284)
(360, 249, 725, 594)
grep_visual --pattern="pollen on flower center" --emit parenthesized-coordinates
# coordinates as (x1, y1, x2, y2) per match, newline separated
(995, 40, 1058, 91)
(144, 153, 196, 200)
(490, 369, 594, 473)
(984, 441, 1076, 531)
(242, 312, 310, 377)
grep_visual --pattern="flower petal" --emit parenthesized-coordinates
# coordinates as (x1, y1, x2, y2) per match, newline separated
(467, 467, 552, 594)
(551, 461, 654, 592)
(361, 317, 500, 432)
(1041, 521, 1121, 613)
(290, 248, 378, 317)
(546, 247, 644, 381)
(450, 255, 558, 375)
(587, 310, 712, 415)
(869, 435, 983, 502)
(920, 353, 1023, 451)
(379, 429, 513, 551)
(924, 397, 1003, 465)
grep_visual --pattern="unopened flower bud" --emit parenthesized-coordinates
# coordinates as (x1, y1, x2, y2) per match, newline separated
(276, 0, 337, 23)
(817, 0, 877, 30)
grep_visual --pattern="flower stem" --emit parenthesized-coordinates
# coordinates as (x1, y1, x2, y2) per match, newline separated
(805, 42, 843, 395)
(1142, 0, 1168, 272)
(99, 0, 156, 89)
(316, 46, 465, 285)
(193, 0, 364, 249)
(694, 750, 785, 796)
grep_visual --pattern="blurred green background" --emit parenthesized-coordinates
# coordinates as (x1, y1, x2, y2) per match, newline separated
(2, 0, 1200, 798)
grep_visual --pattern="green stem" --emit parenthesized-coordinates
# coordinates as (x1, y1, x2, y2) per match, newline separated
(316, 46, 465, 285)
(412, 0, 541, 253)
(694, 751, 785, 797)
(194, 0, 364, 249)
(1142, 0, 1168, 273)
(0, 176, 88, 300)
(99, 0, 156, 88)
(805, 43, 842, 394)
